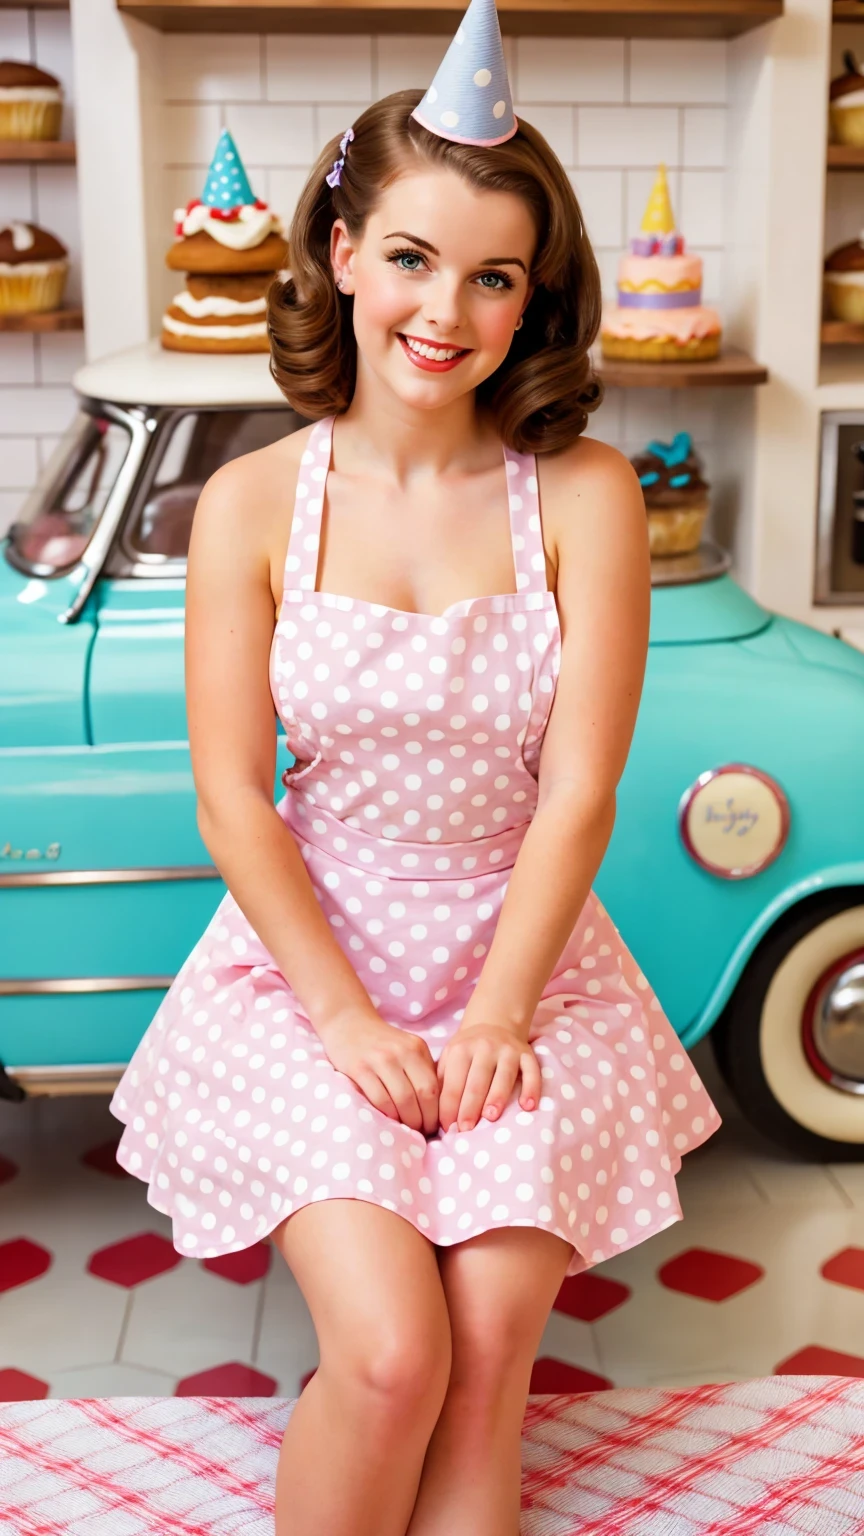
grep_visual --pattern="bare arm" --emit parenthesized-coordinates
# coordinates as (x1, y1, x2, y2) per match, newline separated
(459, 436, 651, 1040)
(184, 445, 374, 1036)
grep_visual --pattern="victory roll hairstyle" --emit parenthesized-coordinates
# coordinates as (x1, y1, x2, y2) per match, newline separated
(267, 89, 603, 453)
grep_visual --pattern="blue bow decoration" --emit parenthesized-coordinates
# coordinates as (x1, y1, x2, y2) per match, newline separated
(639, 431, 694, 490)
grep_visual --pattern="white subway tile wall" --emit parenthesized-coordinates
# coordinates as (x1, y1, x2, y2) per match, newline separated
(0, 20, 729, 534)
(0, 6, 83, 533)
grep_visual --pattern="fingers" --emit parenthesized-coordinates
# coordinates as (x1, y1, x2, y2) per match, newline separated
(518, 1047, 542, 1112)
(354, 1065, 401, 1124)
(403, 1055, 441, 1137)
(437, 1039, 471, 1133)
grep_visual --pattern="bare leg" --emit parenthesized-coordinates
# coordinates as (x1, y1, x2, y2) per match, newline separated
(404, 1226, 574, 1536)
(270, 1197, 453, 1536)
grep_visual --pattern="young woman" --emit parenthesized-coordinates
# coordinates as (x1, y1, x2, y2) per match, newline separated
(111, 30, 721, 1536)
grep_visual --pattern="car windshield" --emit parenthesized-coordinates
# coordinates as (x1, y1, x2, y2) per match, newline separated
(5, 409, 132, 575)
(125, 408, 293, 563)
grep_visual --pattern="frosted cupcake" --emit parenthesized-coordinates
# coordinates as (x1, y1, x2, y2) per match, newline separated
(0, 60, 63, 141)
(0, 222, 68, 314)
(601, 165, 722, 363)
(830, 51, 864, 148)
(825, 237, 864, 324)
(632, 432, 709, 556)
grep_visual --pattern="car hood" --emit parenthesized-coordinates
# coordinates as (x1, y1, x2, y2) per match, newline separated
(650, 574, 771, 645)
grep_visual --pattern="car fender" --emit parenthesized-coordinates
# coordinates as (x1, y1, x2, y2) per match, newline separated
(680, 861, 864, 1049)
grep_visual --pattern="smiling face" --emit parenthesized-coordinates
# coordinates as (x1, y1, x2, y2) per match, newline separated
(330, 164, 536, 411)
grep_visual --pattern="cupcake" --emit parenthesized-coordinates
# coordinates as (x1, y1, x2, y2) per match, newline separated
(825, 236, 864, 324)
(0, 222, 68, 314)
(161, 129, 288, 354)
(831, 51, 864, 148)
(0, 60, 63, 141)
(601, 165, 722, 364)
(631, 432, 709, 556)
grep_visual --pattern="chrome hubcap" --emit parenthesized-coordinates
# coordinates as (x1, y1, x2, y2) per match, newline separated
(803, 950, 864, 1095)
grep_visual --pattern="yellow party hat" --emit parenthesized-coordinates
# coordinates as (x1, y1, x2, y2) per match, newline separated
(640, 164, 676, 236)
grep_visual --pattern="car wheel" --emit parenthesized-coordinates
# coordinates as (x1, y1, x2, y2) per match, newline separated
(712, 888, 864, 1160)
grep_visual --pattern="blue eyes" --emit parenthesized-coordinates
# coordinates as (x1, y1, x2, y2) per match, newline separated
(386, 248, 514, 291)
(391, 250, 424, 272)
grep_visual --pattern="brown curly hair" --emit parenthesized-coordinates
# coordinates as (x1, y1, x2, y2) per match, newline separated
(267, 89, 603, 453)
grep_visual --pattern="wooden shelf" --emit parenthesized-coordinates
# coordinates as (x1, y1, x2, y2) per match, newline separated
(827, 144, 864, 169)
(0, 140, 75, 163)
(118, 0, 783, 38)
(822, 320, 864, 345)
(833, 1, 864, 20)
(597, 347, 768, 389)
(0, 307, 83, 333)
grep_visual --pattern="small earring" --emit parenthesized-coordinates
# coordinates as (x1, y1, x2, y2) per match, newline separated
(336, 277, 345, 291)
(515, 315, 523, 330)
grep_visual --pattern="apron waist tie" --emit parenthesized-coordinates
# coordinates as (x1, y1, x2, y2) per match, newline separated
(279, 792, 530, 880)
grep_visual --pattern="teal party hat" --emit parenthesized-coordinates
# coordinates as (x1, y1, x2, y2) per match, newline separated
(200, 129, 256, 210)
(411, 0, 517, 147)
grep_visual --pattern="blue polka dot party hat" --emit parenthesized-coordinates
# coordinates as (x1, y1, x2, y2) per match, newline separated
(200, 129, 256, 210)
(411, 0, 517, 146)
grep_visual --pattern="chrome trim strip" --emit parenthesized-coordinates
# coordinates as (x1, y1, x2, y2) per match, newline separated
(0, 977, 173, 995)
(0, 865, 220, 888)
(7, 1063, 126, 1096)
(815, 410, 864, 607)
(58, 402, 153, 625)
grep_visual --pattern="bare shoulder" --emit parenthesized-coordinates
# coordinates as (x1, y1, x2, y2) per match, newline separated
(189, 418, 318, 595)
(536, 433, 646, 563)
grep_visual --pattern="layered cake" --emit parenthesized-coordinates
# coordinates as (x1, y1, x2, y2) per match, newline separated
(631, 432, 709, 556)
(0, 60, 63, 140)
(161, 130, 288, 354)
(601, 165, 722, 363)
(0, 221, 68, 314)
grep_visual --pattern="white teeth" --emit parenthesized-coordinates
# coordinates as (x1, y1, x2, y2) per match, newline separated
(404, 336, 463, 361)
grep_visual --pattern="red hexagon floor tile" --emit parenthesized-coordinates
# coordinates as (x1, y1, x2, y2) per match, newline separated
(175, 1362, 278, 1397)
(87, 1232, 182, 1288)
(5, 1086, 864, 1401)
(658, 1246, 765, 1302)
(554, 1272, 631, 1323)
(776, 1345, 864, 1378)
(202, 1243, 271, 1285)
(821, 1247, 864, 1292)
(0, 1369, 48, 1402)
(0, 1239, 52, 1295)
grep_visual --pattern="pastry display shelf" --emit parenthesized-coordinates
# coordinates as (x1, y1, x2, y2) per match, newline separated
(827, 144, 864, 169)
(596, 348, 768, 389)
(0, 307, 83, 333)
(821, 321, 864, 345)
(116, 0, 783, 39)
(833, 1, 864, 19)
(0, 141, 75, 163)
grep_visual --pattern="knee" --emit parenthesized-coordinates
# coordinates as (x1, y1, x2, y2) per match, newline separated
(449, 1311, 534, 1396)
(333, 1312, 452, 1412)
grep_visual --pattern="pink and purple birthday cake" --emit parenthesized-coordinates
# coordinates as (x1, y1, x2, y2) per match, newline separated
(601, 165, 722, 363)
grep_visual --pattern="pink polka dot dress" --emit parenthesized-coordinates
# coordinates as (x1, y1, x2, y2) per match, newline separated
(111, 415, 721, 1277)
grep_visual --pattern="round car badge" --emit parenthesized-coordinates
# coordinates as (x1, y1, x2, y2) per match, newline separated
(678, 764, 790, 880)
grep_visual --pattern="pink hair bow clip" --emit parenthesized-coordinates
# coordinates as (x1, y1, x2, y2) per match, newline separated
(326, 127, 354, 189)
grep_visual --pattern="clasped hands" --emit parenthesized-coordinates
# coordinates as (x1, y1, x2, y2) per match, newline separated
(321, 1007, 542, 1136)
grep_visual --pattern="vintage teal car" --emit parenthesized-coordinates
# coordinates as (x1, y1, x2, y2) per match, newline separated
(3, 340, 864, 1162)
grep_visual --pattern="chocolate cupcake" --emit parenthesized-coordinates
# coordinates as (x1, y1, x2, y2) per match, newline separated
(0, 222, 68, 314)
(825, 237, 864, 325)
(0, 60, 63, 141)
(631, 432, 709, 557)
(161, 130, 288, 354)
(831, 50, 864, 148)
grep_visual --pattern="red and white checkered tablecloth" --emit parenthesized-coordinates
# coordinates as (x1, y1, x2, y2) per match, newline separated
(1, 1376, 863, 1535)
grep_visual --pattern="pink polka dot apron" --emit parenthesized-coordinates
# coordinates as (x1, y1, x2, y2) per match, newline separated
(111, 415, 721, 1276)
